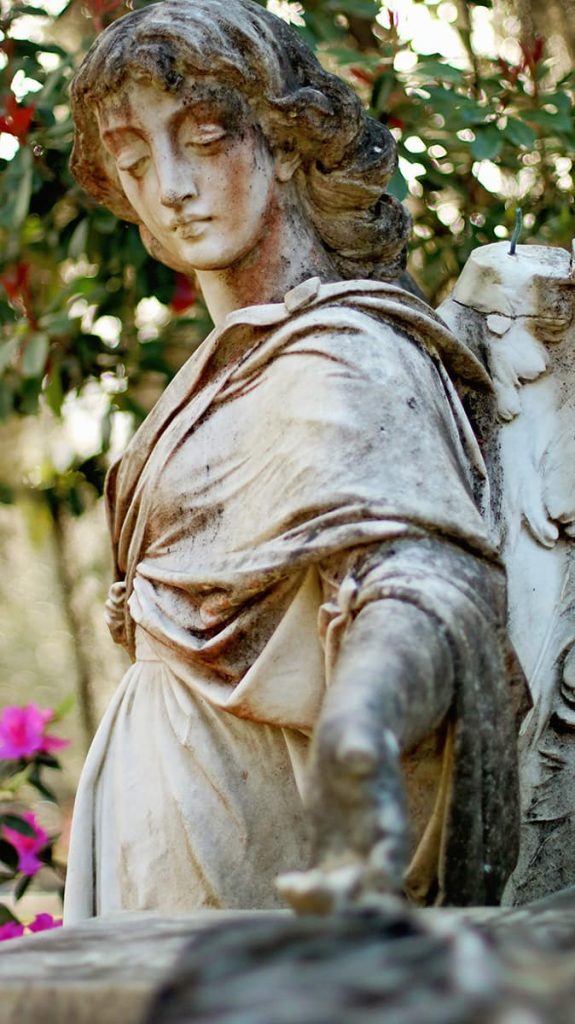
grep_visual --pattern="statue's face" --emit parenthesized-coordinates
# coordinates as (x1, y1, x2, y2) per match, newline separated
(97, 78, 280, 273)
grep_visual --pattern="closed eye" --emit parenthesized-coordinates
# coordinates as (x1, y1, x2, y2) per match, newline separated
(117, 155, 150, 178)
(182, 123, 228, 147)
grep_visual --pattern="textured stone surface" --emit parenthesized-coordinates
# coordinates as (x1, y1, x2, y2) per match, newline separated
(4, 899, 575, 1023)
(61, 0, 522, 922)
(146, 895, 575, 1023)
(440, 241, 575, 904)
(0, 911, 285, 1024)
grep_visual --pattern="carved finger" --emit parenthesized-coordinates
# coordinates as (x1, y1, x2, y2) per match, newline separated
(276, 864, 363, 915)
(335, 722, 379, 777)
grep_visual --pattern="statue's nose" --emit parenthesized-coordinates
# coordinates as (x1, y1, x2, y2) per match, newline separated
(157, 154, 198, 208)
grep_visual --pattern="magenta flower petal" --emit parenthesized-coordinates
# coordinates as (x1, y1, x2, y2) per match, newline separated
(0, 705, 45, 758)
(16, 850, 44, 876)
(0, 921, 25, 941)
(0, 704, 69, 760)
(42, 734, 70, 753)
(3, 812, 49, 877)
(27, 913, 62, 933)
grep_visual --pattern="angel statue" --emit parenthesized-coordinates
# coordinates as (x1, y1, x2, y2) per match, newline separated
(63, 0, 525, 924)
(440, 241, 575, 904)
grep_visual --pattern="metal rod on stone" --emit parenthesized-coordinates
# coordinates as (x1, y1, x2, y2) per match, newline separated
(509, 208, 523, 256)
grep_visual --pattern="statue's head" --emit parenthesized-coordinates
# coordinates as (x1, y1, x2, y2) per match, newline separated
(70, 0, 410, 279)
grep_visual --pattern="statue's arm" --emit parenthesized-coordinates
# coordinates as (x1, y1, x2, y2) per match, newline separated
(309, 589, 453, 888)
(280, 536, 519, 911)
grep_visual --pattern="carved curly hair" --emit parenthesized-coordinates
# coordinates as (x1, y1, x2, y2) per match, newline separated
(70, 0, 411, 280)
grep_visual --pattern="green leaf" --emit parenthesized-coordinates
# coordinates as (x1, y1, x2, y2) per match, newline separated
(0, 904, 20, 925)
(325, 0, 379, 16)
(68, 218, 88, 259)
(14, 873, 33, 902)
(39, 67, 73, 107)
(0, 839, 19, 872)
(522, 109, 573, 133)
(323, 44, 376, 65)
(470, 125, 502, 160)
(302, 9, 344, 44)
(422, 86, 462, 111)
(38, 844, 54, 867)
(44, 363, 64, 415)
(387, 166, 408, 201)
(93, 210, 120, 235)
(546, 91, 572, 115)
(18, 378, 41, 415)
(0, 301, 18, 326)
(0, 814, 37, 838)
(38, 312, 73, 336)
(0, 339, 18, 374)
(371, 72, 397, 114)
(9, 4, 52, 15)
(28, 766, 57, 803)
(459, 104, 490, 127)
(51, 694, 75, 722)
(417, 59, 465, 84)
(34, 753, 61, 769)
(54, 0, 75, 17)
(12, 147, 34, 229)
(67, 483, 85, 518)
(504, 117, 537, 148)
(21, 332, 49, 378)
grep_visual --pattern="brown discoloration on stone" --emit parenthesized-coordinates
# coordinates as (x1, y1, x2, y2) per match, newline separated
(69, 0, 409, 281)
(64, 0, 522, 925)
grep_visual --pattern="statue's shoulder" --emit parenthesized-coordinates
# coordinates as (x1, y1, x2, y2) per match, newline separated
(261, 277, 490, 390)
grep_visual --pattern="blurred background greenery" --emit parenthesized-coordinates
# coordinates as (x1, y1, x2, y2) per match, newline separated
(0, 0, 573, 817)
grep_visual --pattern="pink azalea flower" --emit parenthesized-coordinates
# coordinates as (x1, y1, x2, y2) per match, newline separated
(0, 704, 69, 760)
(3, 812, 49, 876)
(0, 921, 25, 941)
(27, 913, 62, 933)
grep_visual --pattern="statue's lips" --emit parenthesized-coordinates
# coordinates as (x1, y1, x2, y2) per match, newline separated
(173, 218, 212, 238)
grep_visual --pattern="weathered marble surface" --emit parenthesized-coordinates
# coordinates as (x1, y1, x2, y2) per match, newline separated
(4, 900, 575, 1024)
(147, 895, 575, 1024)
(440, 241, 575, 903)
(0, 911, 284, 1024)
(63, 0, 522, 919)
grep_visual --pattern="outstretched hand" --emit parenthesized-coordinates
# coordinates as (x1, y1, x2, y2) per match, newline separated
(278, 710, 410, 914)
(277, 595, 455, 914)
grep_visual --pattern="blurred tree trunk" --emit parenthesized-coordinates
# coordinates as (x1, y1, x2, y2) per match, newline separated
(513, 0, 575, 62)
(47, 496, 98, 748)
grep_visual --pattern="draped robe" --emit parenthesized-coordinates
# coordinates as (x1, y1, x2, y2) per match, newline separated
(63, 278, 522, 923)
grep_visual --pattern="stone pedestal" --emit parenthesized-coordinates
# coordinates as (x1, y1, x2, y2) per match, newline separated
(0, 911, 285, 1024)
(3, 901, 575, 1024)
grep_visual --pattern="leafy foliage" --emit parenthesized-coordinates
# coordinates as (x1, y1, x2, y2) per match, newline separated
(0, 0, 207, 517)
(0, 0, 573, 511)
(304, 5, 574, 303)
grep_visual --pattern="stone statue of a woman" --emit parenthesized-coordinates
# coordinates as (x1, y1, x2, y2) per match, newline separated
(63, 0, 523, 923)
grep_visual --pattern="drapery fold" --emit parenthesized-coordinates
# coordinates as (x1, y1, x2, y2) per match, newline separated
(64, 279, 522, 922)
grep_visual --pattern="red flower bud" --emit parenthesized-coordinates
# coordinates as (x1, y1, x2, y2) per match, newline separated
(170, 273, 197, 314)
(0, 94, 35, 141)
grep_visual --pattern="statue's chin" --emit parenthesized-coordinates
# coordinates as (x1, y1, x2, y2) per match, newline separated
(138, 224, 194, 275)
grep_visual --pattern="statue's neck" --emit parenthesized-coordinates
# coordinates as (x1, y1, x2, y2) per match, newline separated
(196, 194, 339, 325)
